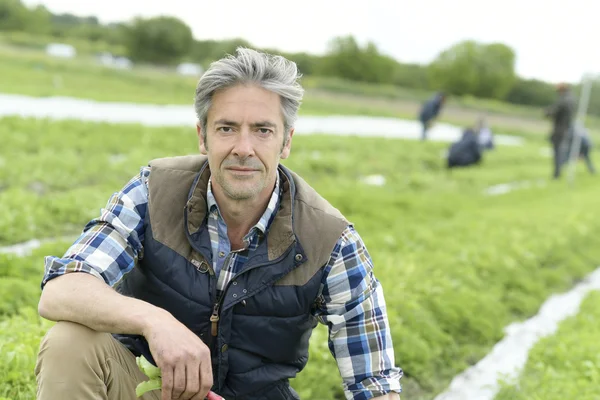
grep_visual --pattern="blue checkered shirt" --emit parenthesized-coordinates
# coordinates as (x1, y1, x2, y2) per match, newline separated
(42, 166, 403, 400)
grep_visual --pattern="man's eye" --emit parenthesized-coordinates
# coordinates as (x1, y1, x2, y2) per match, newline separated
(218, 127, 233, 133)
(258, 128, 272, 135)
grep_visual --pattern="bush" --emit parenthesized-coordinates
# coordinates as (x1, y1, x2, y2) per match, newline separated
(124, 16, 193, 65)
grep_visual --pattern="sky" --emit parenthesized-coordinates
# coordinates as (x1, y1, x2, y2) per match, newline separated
(22, 0, 599, 84)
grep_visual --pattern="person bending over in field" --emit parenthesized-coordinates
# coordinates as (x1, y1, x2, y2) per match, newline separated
(564, 125, 596, 175)
(418, 92, 447, 140)
(447, 127, 483, 169)
(35, 48, 403, 400)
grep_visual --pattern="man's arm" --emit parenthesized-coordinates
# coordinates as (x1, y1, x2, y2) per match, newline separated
(40, 273, 171, 334)
(38, 167, 216, 400)
(314, 226, 403, 400)
(39, 166, 152, 326)
(545, 97, 565, 118)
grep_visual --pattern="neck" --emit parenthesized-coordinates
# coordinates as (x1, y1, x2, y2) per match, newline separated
(211, 177, 276, 246)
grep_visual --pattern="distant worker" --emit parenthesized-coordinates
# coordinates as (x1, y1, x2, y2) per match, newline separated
(418, 92, 447, 140)
(544, 83, 576, 179)
(476, 117, 494, 151)
(566, 125, 596, 175)
(447, 127, 482, 168)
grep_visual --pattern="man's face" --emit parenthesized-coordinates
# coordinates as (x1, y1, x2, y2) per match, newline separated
(197, 84, 293, 201)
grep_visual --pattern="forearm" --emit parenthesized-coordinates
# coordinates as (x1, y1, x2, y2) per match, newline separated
(38, 272, 170, 335)
(319, 227, 403, 400)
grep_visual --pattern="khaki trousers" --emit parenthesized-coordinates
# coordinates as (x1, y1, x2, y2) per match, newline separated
(34, 321, 160, 400)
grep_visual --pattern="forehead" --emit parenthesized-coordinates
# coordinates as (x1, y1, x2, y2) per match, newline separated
(208, 84, 283, 125)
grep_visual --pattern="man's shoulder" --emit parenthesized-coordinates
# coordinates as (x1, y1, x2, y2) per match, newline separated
(144, 155, 208, 200)
(284, 167, 348, 225)
(148, 155, 208, 172)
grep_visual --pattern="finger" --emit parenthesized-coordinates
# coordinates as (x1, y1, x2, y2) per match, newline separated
(206, 391, 224, 400)
(182, 361, 200, 400)
(189, 391, 204, 400)
(172, 365, 186, 399)
(190, 390, 221, 400)
(161, 367, 174, 400)
(198, 358, 214, 400)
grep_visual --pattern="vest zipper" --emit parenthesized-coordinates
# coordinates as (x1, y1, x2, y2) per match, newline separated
(208, 252, 234, 338)
(210, 301, 220, 336)
(206, 245, 297, 338)
(219, 244, 296, 313)
(208, 243, 297, 393)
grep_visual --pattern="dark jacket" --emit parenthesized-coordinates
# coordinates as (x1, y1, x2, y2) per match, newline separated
(114, 155, 349, 400)
(545, 91, 576, 144)
(419, 93, 445, 123)
(447, 129, 482, 168)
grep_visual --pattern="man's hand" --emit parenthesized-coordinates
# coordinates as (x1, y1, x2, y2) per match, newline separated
(143, 312, 213, 400)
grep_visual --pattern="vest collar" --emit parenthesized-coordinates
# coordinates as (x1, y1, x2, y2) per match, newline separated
(184, 160, 296, 261)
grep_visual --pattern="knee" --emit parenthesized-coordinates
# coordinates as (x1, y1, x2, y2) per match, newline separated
(36, 321, 112, 369)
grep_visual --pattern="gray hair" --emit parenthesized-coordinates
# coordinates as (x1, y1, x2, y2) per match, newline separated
(194, 47, 304, 141)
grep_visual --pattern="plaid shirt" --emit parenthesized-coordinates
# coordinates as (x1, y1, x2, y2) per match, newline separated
(206, 175, 280, 298)
(42, 166, 403, 400)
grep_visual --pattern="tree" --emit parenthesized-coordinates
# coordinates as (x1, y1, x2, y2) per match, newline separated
(0, 0, 51, 34)
(26, 5, 52, 34)
(125, 16, 193, 64)
(318, 35, 396, 84)
(473, 43, 517, 99)
(428, 40, 517, 100)
(391, 63, 430, 90)
(191, 38, 252, 65)
(506, 78, 556, 107)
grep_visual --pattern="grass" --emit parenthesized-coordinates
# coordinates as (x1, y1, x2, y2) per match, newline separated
(2, 115, 600, 399)
(494, 291, 600, 400)
(0, 116, 569, 245)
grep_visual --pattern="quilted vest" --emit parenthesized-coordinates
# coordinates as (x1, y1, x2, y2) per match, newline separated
(115, 155, 349, 399)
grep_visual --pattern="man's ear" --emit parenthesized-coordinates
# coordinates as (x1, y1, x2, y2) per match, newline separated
(197, 122, 208, 154)
(280, 128, 294, 159)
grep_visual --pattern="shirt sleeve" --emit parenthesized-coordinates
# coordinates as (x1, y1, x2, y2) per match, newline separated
(314, 225, 403, 400)
(41, 166, 151, 289)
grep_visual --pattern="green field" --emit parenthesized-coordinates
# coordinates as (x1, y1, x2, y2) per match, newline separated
(495, 291, 600, 400)
(3, 41, 600, 399)
(2, 112, 600, 399)
(5, 45, 600, 139)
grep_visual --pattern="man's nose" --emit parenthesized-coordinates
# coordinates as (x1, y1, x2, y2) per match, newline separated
(232, 129, 254, 158)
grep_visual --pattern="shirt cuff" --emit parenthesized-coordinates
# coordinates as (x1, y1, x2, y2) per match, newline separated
(41, 258, 106, 289)
(344, 370, 403, 400)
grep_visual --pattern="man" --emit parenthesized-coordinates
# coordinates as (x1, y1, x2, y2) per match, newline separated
(35, 48, 403, 400)
(544, 83, 576, 179)
(418, 92, 446, 140)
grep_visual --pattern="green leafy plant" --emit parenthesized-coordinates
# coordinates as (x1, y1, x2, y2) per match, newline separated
(135, 355, 162, 397)
(135, 355, 223, 399)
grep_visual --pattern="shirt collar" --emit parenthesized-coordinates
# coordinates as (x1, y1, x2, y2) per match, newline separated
(206, 172, 281, 235)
